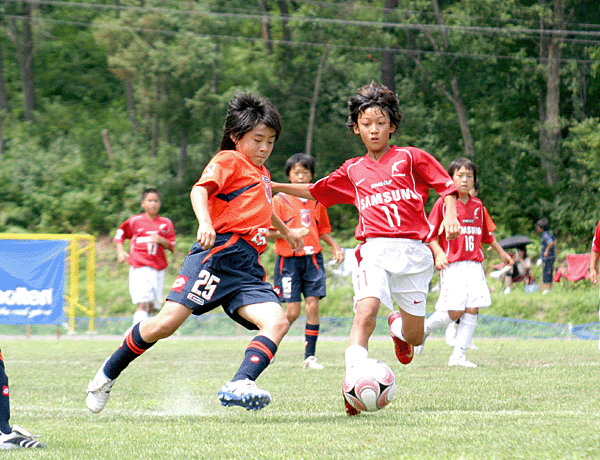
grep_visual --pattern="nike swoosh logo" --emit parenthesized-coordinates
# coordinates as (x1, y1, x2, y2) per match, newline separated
(413, 300, 423, 304)
(356, 178, 366, 185)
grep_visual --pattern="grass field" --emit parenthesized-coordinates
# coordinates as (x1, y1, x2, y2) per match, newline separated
(1, 336, 599, 459)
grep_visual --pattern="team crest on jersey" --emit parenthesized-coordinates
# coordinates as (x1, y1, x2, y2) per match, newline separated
(391, 160, 406, 177)
(301, 209, 311, 227)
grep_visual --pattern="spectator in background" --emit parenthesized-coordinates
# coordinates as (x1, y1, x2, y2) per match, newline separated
(536, 218, 556, 294)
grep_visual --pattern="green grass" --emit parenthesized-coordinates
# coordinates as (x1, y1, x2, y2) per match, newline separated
(2, 337, 599, 459)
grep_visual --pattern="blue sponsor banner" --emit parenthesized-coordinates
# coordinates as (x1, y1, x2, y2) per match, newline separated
(0, 239, 67, 324)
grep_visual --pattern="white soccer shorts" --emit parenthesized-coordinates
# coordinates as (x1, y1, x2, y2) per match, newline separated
(129, 266, 165, 310)
(351, 238, 434, 317)
(435, 260, 491, 312)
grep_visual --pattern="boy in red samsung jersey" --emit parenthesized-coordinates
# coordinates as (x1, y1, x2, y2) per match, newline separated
(114, 188, 176, 328)
(268, 153, 345, 370)
(416, 158, 513, 367)
(588, 220, 600, 350)
(87, 91, 304, 413)
(272, 81, 461, 415)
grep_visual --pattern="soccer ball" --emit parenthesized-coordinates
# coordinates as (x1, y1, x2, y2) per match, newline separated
(343, 358, 396, 412)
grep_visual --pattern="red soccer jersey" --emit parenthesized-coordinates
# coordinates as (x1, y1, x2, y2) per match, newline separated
(271, 193, 332, 257)
(309, 146, 457, 241)
(427, 196, 494, 263)
(592, 220, 600, 253)
(114, 213, 176, 270)
(194, 150, 273, 253)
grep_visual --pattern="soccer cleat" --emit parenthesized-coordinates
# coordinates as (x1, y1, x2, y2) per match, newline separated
(303, 356, 324, 370)
(414, 331, 429, 355)
(388, 311, 414, 365)
(218, 379, 271, 411)
(448, 354, 477, 368)
(86, 362, 115, 413)
(343, 390, 360, 416)
(0, 425, 45, 450)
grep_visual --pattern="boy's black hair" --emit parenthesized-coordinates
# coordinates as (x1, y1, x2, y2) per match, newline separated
(536, 217, 550, 231)
(346, 81, 403, 137)
(141, 188, 160, 201)
(285, 153, 315, 177)
(447, 157, 478, 186)
(220, 91, 282, 151)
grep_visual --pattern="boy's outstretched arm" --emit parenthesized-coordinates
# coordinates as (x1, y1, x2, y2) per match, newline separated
(429, 240, 449, 271)
(191, 185, 216, 250)
(489, 240, 514, 266)
(271, 182, 314, 200)
(590, 250, 599, 284)
(439, 194, 460, 240)
(271, 213, 304, 253)
(320, 233, 345, 264)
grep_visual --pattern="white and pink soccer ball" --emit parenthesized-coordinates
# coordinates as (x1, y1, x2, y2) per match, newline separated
(343, 358, 396, 412)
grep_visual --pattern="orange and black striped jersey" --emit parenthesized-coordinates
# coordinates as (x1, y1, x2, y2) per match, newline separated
(194, 150, 273, 253)
(271, 193, 332, 257)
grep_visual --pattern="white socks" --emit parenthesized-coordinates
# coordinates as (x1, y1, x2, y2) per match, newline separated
(390, 316, 405, 341)
(451, 313, 477, 358)
(345, 345, 368, 372)
(424, 310, 453, 335)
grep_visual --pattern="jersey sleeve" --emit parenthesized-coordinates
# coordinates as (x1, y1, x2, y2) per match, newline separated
(414, 149, 457, 199)
(593, 221, 600, 253)
(309, 162, 356, 207)
(316, 202, 332, 235)
(193, 151, 235, 195)
(164, 218, 176, 251)
(483, 206, 497, 232)
(113, 217, 132, 244)
(425, 198, 444, 242)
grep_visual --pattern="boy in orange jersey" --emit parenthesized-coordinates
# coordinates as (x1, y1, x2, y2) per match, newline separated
(268, 153, 345, 369)
(86, 91, 304, 413)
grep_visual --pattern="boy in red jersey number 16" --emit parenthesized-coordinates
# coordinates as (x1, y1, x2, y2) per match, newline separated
(416, 158, 513, 367)
(272, 81, 460, 415)
(86, 91, 304, 413)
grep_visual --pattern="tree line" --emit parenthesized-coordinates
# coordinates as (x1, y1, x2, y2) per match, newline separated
(1, 0, 600, 251)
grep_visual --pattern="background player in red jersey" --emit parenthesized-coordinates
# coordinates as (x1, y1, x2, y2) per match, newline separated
(588, 219, 600, 350)
(272, 81, 461, 415)
(114, 188, 176, 328)
(86, 91, 304, 413)
(416, 157, 513, 367)
(268, 153, 345, 370)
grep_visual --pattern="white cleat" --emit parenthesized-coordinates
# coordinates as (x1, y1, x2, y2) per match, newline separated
(303, 356, 324, 369)
(86, 363, 115, 413)
(218, 379, 271, 411)
(0, 425, 45, 450)
(448, 354, 477, 368)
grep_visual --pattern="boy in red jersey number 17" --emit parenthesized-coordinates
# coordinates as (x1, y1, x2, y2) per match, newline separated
(272, 82, 460, 415)
(86, 92, 304, 413)
(113, 188, 176, 329)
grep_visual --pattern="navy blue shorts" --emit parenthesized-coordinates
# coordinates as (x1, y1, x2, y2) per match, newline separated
(273, 253, 326, 303)
(167, 233, 279, 330)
